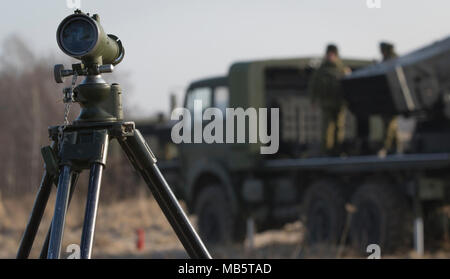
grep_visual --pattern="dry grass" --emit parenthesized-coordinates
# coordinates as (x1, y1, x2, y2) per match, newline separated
(1, 191, 450, 259)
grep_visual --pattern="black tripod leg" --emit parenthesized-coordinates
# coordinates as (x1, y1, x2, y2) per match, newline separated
(47, 166, 74, 259)
(80, 163, 104, 259)
(39, 172, 79, 259)
(16, 171, 54, 259)
(119, 130, 212, 259)
(80, 133, 108, 259)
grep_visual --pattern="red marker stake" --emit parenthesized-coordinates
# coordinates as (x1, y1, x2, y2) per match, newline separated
(137, 228, 145, 251)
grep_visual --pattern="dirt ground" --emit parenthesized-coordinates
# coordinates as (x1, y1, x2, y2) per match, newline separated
(1, 191, 450, 259)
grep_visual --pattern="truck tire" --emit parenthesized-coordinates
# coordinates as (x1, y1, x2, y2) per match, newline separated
(194, 185, 245, 245)
(349, 183, 411, 253)
(302, 181, 346, 246)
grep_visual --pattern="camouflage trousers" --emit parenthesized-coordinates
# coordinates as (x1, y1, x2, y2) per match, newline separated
(383, 116, 398, 152)
(322, 106, 347, 152)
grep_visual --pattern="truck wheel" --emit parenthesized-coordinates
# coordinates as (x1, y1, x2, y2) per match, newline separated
(302, 181, 346, 245)
(194, 185, 244, 245)
(349, 183, 411, 253)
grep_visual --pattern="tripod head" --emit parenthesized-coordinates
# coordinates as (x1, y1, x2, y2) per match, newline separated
(54, 10, 125, 123)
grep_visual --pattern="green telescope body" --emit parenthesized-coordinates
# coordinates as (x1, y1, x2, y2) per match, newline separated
(56, 11, 124, 66)
(54, 10, 125, 123)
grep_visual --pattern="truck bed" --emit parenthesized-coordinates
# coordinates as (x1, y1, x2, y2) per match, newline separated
(263, 153, 450, 173)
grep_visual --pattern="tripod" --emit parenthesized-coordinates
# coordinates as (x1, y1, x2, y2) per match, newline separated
(15, 75, 211, 260)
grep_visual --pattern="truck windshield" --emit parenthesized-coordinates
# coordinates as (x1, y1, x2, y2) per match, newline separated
(214, 86, 229, 113)
(186, 87, 212, 114)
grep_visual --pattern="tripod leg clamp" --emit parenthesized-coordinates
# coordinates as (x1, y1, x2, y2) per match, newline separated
(59, 129, 109, 169)
(41, 146, 59, 177)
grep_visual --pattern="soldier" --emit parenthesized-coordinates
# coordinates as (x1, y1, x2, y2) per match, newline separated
(309, 44, 351, 153)
(379, 42, 399, 155)
(380, 41, 398, 61)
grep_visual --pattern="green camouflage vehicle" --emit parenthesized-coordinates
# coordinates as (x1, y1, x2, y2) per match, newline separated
(176, 57, 376, 244)
(142, 37, 450, 254)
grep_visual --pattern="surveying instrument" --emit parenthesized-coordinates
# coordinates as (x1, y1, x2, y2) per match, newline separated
(16, 10, 211, 259)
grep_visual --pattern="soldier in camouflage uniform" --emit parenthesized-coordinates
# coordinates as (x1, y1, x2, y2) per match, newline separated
(380, 42, 398, 61)
(379, 42, 399, 155)
(309, 44, 350, 153)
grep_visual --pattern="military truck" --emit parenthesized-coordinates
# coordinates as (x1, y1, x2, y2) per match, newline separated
(175, 57, 371, 244)
(142, 37, 450, 254)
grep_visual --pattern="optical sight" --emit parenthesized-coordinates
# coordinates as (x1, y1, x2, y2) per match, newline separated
(56, 10, 124, 66)
(54, 10, 125, 123)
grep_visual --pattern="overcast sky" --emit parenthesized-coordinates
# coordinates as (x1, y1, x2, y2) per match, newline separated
(1, 0, 450, 117)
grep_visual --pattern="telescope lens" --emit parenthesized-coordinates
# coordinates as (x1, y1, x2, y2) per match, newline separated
(59, 17, 98, 56)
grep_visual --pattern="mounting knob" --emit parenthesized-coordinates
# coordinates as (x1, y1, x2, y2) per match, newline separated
(99, 64, 114, 74)
(54, 64, 74, 83)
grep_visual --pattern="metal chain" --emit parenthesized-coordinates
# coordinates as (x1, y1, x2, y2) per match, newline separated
(58, 72, 78, 149)
(63, 103, 71, 126)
